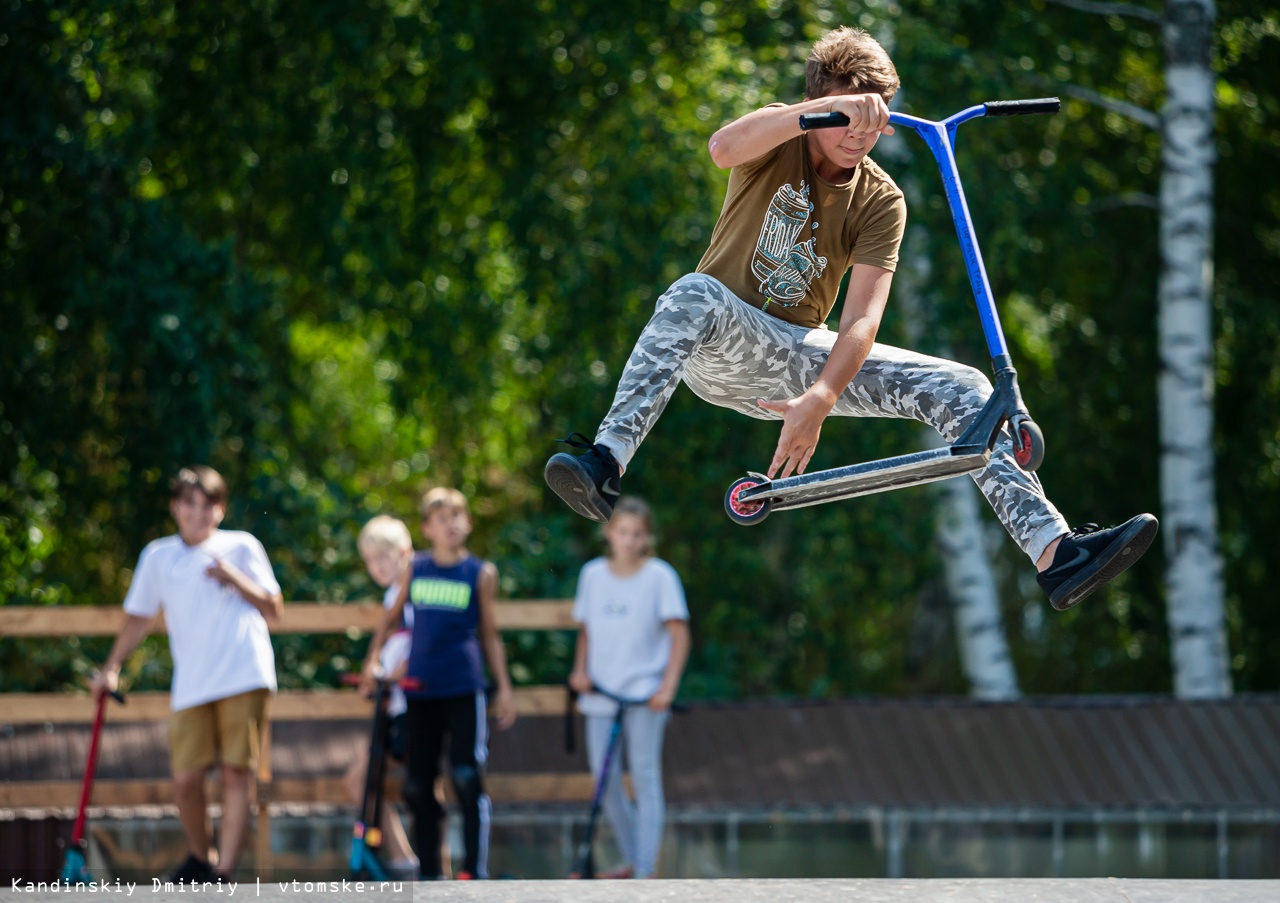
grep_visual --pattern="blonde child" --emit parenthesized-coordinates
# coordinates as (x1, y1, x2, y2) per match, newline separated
(568, 496, 690, 879)
(345, 515, 424, 879)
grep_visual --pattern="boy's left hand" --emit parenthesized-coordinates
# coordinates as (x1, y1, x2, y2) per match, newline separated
(205, 557, 246, 589)
(759, 390, 835, 478)
(491, 686, 517, 731)
(648, 685, 676, 712)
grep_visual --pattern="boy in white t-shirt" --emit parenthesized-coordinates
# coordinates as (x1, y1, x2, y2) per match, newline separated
(91, 467, 282, 883)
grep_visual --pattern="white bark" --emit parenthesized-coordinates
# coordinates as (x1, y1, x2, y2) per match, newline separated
(1159, 0, 1230, 697)
(928, 430, 1021, 700)
(896, 226, 1020, 700)
(877, 16, 1018, 699)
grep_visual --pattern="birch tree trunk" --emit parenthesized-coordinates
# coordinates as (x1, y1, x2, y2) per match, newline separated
(897, 232, 1020, 700)
(1159, 0, 1231, 697)
(929, 430, 1021, 699)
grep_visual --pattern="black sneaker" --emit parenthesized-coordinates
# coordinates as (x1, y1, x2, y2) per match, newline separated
(1037, 514, 1159, 611)
(544, 433, 622, 523)
(166, 853, 214, 883)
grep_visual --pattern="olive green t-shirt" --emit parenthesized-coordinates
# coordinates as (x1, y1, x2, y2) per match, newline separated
(696, 128, 906, 329)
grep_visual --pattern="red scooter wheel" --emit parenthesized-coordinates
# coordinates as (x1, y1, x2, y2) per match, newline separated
(1013, 419, 1045, 471)
(725, 477, 772, 525)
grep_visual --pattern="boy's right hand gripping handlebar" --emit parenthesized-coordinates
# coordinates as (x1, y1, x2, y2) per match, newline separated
(798, 97, 1060, 130)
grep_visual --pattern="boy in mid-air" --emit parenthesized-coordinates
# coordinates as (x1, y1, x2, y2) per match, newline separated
(545, 26, 1156, 611)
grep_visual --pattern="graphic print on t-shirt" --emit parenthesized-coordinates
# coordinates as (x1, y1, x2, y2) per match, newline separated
(750, 181, 828, 307)
(602, 597, 629, 617)
(410, 577, 473, 610)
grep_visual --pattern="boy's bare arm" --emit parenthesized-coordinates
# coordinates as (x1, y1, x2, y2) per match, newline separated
(708, 94, 893, 169)
(90, 614, 155, 697)
(568, 626, 591, 693)
(367, 567, 411, 672)
(477, 562, 517, 730)
(649, 619, 691, 712)
(205, 557, 284, 621)
(760, 264, 894, 478)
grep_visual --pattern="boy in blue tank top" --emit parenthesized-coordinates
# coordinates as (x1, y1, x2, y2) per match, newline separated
(369, 487, 517, 880)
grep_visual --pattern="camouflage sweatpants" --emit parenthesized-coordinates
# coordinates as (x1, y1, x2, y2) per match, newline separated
(595, 273, 1069, 562)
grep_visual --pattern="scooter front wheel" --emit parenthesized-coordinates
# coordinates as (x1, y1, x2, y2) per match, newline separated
(725, 476, 772, 525)
(1012, 419, 1045, 471)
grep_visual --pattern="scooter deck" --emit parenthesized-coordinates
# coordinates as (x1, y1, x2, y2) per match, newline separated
(738, 446, 992, 512)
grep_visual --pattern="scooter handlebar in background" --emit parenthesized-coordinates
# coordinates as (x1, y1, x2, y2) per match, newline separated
(797, 97, 1060, 131)
(563, 682, 688, 753)
(340, 671, 422, 694)
(584, 682, 688, 712)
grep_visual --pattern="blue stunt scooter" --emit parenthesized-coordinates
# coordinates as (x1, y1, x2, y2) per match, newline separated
(725, 98, 1059, 525)
(60, 689, 126, 883)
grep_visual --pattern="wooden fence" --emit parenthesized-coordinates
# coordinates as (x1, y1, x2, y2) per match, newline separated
(0, 601, 586, 874)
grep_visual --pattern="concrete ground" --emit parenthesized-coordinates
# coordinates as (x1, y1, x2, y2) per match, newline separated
(8, 878, 1280, 903)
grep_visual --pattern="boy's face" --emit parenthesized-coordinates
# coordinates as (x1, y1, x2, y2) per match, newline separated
(604, 513, 649, 563)
(361, 545, 411, 588)
(421, 505, 471, 552)
(171, 488, 224, 546)
(808, 90, 883, 174)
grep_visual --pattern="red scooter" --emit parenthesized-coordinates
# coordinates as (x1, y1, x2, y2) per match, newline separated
(60, 689, 126, 883)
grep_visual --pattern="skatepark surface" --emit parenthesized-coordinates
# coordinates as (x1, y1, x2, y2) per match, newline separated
(7, 878, 1280, 902)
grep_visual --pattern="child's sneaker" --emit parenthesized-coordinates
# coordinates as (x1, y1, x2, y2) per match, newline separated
(388, 857, 420, 880)
(165, 853, 214, 883)
(1037, 514, 1159, 611)
(544, 433, 622, 523)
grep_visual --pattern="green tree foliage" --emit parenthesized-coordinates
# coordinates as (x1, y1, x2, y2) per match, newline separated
(2, 0, 1276, 697)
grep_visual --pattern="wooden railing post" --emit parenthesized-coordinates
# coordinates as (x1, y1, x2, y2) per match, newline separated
(254, 718, 273, 879)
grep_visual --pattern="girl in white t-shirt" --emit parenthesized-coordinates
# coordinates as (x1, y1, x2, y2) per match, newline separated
(569, 497, 691, 879)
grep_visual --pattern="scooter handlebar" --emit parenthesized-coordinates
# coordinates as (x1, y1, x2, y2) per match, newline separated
(983, 97, 1060, 116)
(798, 97, 1060, 131)
(798, 111, 850, 130)
(586, 683, 689, 713)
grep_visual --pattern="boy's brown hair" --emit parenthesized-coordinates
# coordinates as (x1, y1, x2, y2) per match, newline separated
(805, 26, 900, 103)
(420, 486, 469, 520)
(169, 466, 227, 506)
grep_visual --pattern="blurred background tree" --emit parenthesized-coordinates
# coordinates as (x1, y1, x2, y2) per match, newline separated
(2, 0, 1276, 699)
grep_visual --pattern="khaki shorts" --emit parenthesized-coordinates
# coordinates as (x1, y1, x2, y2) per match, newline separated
(169, 688, 270, 774)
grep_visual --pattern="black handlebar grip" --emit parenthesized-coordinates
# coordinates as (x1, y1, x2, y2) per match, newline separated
(799, 111, 851, 130)
(984, 97, 1061, 117)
